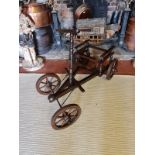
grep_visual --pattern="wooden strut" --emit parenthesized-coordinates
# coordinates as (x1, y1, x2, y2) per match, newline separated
(48, 71, 98, 102)
(48, 66, 109, 103)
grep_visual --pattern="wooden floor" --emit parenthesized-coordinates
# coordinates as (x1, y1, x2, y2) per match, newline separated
(19, 59, 135, 75)
(20, 74, 134, 155)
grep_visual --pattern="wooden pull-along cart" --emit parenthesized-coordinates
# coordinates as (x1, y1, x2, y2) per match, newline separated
(36, 29, 118, 130)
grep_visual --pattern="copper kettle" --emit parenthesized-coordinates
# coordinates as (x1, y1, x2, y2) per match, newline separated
(23, 3, 52, 28)
(75, 0, 92, 19)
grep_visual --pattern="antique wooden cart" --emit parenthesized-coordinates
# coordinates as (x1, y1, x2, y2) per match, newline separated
(36, 29, 118, 130)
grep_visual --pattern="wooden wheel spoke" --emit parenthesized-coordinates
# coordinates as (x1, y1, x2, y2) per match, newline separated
(39, 84, 48, 89)
(52, 80, 58, 83)
(56, 117, 65, 124)
(69, 111, 77, 117)
(51, 84, 57, 87)
(61, 119, 68, 126)
(56, 117, 70, 127)
(57, 115, 64, 118)
(68, 109, 77, 116)
(40, 81, 47, 84)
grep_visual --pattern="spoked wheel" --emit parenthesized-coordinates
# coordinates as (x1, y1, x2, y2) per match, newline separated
(51, 104, 81, 130)
(36, 73, 61, 95)
(106, 58, 118, 80)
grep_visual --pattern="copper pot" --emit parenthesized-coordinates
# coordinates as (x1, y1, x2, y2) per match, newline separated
(26, 3, 52, 28)
(75, 3, 92, 19)
(27, 3, 47, 13)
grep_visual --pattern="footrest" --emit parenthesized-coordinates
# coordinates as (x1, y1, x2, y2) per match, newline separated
(73, 79, 85, 92)
(78, 84, 85, 92)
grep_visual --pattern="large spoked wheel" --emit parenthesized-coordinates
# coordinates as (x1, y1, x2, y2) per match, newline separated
(51, 104, 81, 130)
(106, 58, 118, 80)
(36, 73, 61, 95)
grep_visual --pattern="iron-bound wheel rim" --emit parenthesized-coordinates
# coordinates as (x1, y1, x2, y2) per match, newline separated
(51, 104, 81, 130)
(106, 59, 118, 80)
(36, 73, 61, 95)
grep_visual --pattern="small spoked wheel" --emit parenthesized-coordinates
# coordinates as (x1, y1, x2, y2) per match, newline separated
(51, 104, 81, 130)
(36, 73, 61, 95)
(106, 58, 118, 80)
